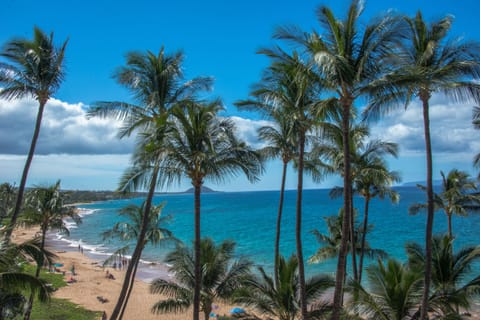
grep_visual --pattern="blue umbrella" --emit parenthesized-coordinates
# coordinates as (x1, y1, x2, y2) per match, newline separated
(230, 307, 245, 314)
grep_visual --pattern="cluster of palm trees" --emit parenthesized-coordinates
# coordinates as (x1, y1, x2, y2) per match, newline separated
(1, 0, 480, 319)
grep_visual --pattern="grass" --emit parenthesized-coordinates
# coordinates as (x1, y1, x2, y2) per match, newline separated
(30, 298, 101, 320)
(21, 263, 67, 289)
(20, 264, 101, 320)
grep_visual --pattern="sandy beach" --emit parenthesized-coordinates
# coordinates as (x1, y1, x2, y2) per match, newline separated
(13, 227, 238, 320)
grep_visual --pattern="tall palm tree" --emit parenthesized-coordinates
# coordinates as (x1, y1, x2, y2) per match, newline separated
(0, 27, 68, 240)
(364, 13, 480, 317)
(158, 100, 262, 320)
(348, 138, 400, 284)
(406, 235, 480, 317)
(316, 121, 400, 282)
(21, 180, 80, 320)
(349, 259, 423, 320)
(0, 235, 54, 319)
(235, 56, 302, 289)
(235, 255, 334, 320)
(251, 47, 331, 319)
(87, 47, 212, 320)
(277, 3, 402, 316)
(150, 238, 253, 320)
(102, 202, 175, 319)
(256, 114, 297, 290)
(410, 169, 480, 239)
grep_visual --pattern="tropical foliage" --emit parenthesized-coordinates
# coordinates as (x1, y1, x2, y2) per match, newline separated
(2, 1, 480, 319)
(308, 211, 387, 266)
(349, 258, 423, 320)
(0, 235, 53, 319)
(150, 238, 252, 320)
(22, 180, 80, 319)
(409, 169, 480, 238)
(406, 235, 480, 318)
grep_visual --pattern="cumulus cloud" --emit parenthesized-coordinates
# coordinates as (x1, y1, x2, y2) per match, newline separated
(369, 95, 478, 156)
(0, 96, 135, 155)
(229, 116, 273, 149)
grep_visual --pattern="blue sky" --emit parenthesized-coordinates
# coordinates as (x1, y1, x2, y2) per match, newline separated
(0, 0, 480, 192)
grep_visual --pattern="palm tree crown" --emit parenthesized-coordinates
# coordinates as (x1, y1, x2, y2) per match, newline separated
(235, 255, 334, 320)
(150, 238, 253, 320)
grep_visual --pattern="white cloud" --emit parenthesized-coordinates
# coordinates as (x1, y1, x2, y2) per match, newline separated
(369, 94, 478, 156)
(229, 116, 273, 149)
(0, 96, 134, 155)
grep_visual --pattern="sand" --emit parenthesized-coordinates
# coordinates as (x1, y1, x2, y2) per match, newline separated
(12, 227, 238, 320)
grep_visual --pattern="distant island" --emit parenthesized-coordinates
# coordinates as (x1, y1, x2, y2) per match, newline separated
(183, 186, 217, 193)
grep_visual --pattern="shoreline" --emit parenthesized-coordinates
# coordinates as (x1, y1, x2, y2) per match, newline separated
(13, 227, 238, 320)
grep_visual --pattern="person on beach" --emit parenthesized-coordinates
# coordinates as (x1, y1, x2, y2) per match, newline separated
(71, 263, 76, 275)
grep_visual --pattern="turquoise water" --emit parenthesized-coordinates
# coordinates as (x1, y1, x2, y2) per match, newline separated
(58, 187, 480, 280)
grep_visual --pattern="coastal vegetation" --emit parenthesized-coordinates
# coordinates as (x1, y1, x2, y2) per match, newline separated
(0, 1, 480, 320)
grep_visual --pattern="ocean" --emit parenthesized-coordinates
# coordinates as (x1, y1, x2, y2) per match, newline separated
(53, 186, 480, 282)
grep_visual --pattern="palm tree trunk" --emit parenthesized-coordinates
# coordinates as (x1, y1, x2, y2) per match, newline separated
(109, 166, 159, 320)
(447, 213, 453, 239)
(349, 192, 358, 281)
(332, 102, 353, 320)
(274, 161, 288, 289)
(296, 133, 307, 319)
(203, 303, 212, 320)
(5, 100, 47, 241)
(193, 181, 202, 320)
(358, 196, 370, 284)
(118, 247, 142, 320)
(24, 227, 47, 320)
(420, 97, 434, 320)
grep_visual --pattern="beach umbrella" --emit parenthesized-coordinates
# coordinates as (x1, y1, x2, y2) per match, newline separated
(230, 307, 245, 314)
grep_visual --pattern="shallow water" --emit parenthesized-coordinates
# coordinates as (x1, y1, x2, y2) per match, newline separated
(55, 186, 480, 280)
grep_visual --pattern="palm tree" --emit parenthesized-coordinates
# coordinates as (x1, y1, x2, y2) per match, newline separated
(21, 180, 80, 320)
(406, 235, 480, 318)
(150, 238, 253, 320)
(244, 46, 331, 319)
(235, 255, 334, 320)
(87, 47, 212, 320)
(256, 114, 297, 290)
(410, 169, 480, 239)
(308, 211, 387, 267)
(158, 100, 262, 320)
(102, 201, 175, 319)
(276, 3, 402, 315)
(235, 55, 303, 289)
(349, 140, 400, 284)
(0, 235, 53, 319)
(364, 12, 480, 318)
(349, 259, 423, 320)
(0, 27, 68, 240)
(316, 121, 400, 283)
(0, 183, 16, 223)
